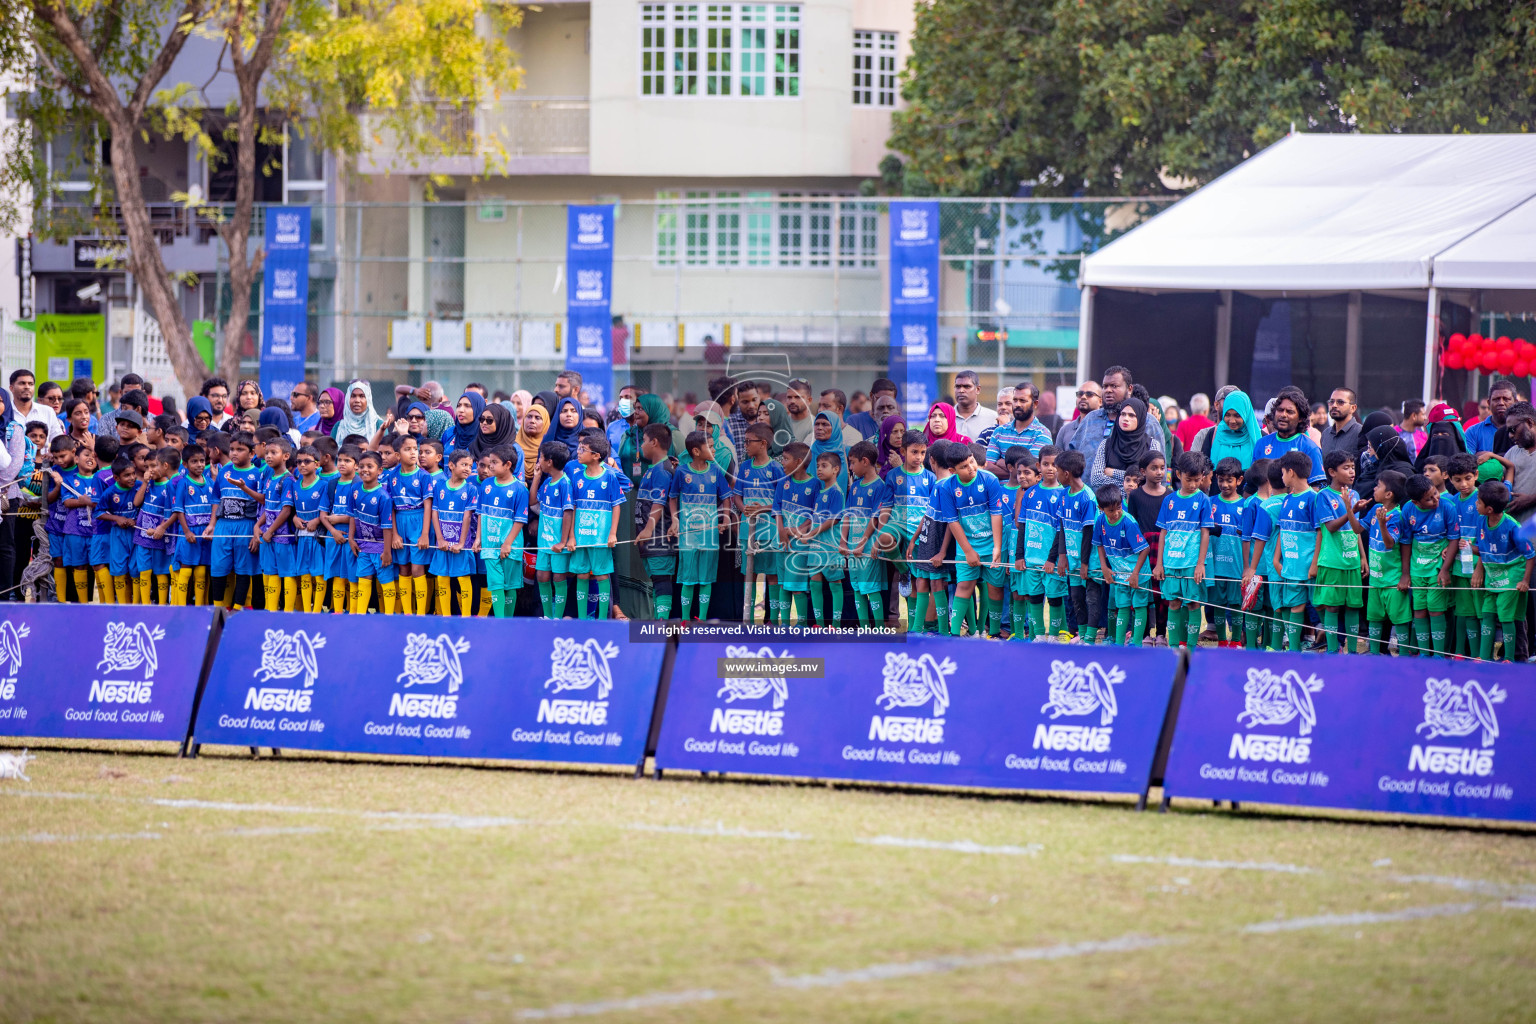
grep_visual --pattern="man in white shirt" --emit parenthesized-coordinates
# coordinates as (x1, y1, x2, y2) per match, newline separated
(952, 370, 994, 439)
(786, 379, 816, 442)
(9, 369, 61, 439)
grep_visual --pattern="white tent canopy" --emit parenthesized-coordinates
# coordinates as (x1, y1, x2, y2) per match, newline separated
(1078, 133, 1536, 398)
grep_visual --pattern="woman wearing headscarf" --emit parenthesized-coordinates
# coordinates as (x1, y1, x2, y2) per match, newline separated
(236, 379, 264, 415)
(510, 390, 532, 422)
(809, 408, 849, 491)
(515, 405, 550, 485)
(532, 391, 558, 418)
(469, 401, 522, 478)
(877, 415, 906, 471)
(617, 394, 678, 483)
(1413, 403, 1470, 472)
(1090, 396, 1153, 490)
(445, 391, 486, 456)
(186, 395, 215, 437)
(1364, 424, 1416, 481)
(922, 402, 970, 446)
(1207, 390, 1260, 469)
(424, 407, 453, 442)
(331, 380, 383, 443)
(401, 401, 432, 439)
(549, 396, 584, 452)
(0, 388, 23, 598)
(1353, 410, 1396, 497)
(317, 387, 344, 437)
(259, 404, 296, 444)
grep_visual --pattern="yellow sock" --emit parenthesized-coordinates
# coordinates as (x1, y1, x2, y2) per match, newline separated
(457, 577, 473, 616)
(333, 580, 348, 614)
(172, 567, 190, 605)
(435, 577, 451, 616)
(95, 566, 115, 603)
(194, 567, 209, 605)
(137, 571, 153, 604)
(53, 566, 68, 601)
(221, 575, 236, 609)
(72, 568, 90, 603)
(380, 580, 397, 614)
(412, 575, 428, 615)
(155, 574, 171, 605)
(260, 574, 276, 611)
(113, 574, 130, 604)
(283, 577, 298, 612)
(348, 581, 359, 612)
(479, 588, 493, 616)
(397, 577, 413, 614)
(300, 575, 314, 613)
(309, 576, 324, 613)
(353, 578, 373, 613)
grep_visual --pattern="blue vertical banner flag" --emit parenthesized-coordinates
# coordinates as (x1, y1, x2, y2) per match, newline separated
(889, 200, 941, 422)
(566, 204, 615, 406)
(260, 206, 310, 400)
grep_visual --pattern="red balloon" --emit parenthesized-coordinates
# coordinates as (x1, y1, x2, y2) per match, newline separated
(1444, 352, 1465, 370)
(1517, 337, 1529, 348)
(1498, 335, 1513, 349)
(1498, 353, 1517, 372)
(1479, 352, 1499, 372)
(1514, 362, 1531, 379)
(1469, 333, 1485, 345)
(1448, 332, 1467, 349)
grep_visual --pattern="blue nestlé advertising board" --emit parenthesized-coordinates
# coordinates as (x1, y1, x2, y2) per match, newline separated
(655, 637, 1179, 795)
(1163, 648, 1536, 822)
(0, 605, 216, 743)
(193, 614, 665, 766)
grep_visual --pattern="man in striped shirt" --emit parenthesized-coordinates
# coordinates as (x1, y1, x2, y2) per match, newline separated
(986, 382, 1056, 470)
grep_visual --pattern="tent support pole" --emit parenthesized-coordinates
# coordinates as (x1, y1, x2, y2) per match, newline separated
(1422, 286, 1439, 404)
(1344, 291, 1362, 396)
(1077, 286, 1094, 386)
(1214, 290, 1232, 388)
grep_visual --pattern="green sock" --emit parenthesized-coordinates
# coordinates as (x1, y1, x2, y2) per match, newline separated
(1499, 621, 1517, 661)
(911, 592, 928, 633)
(596, 579, 612, 619)
(1030, 601, 1046, 639)
(1479, 614, 1496, 661)
(1462, 616, 1478, 657)
(551, 579, 568, 618)
(868, 592, 883, 624)
(1367, 619, 1384, 654)
(809, 585, 825, 625)
(1411, 616, 1428, 656)
(1186, 606, 1202, 649)
(654, 587, 672, 620)
(1130, 607, 1147, 646)
(1243, 613, 1260, 650)
(538, 580, 553, 618)
(679, 584, 694, 621)
(1284, 610, 1301, 652)
(830, 586, 843, 623)
(1167, 606, 1184, 647)
(1429, 613, 1448, 655)
(949, 595, 968, 635)
(1111, 605, 1127, 645)
(988, 604, 1002, 638)
(1324, 609, 1340, 653)
(1270, 613, 1284, 650)
(934, 592, 950, 635)
(792, 591, 808, 624)
(696, 584, 711, 620)
(490, 589, 510, 618)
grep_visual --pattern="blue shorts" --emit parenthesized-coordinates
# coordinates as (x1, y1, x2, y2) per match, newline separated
(355, 550, 397, 585)
(108, 530, 136, 577)
(131, 545, 171, 576)
(60, 533, 91, 568)
(429, 547, 478, 578)
(259, 540, 298, 577)
(569, 546, 614, 576)
(90, 532, 112, 568)
(535, 549, 572, 574)
(327, 540, 356, 582)
(211, 532, 257, 576)
(294, 536, 327, 576)
(174, 535, 209, 568)
(393, 510, 429, 566)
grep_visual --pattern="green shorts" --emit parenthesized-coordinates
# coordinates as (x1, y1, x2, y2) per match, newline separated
(1271, 579, 1309, 610)
(872, 522, 913, 559)
(1479, 586, 1528, 622)
(956, 557, 1005, 588)
(535, 549, 571, 574)
(1410, 571, 1450, 612)
(1021, 566, 1068, 599)
(1160, 571, 1202, 603)
(1448, 575, 1480, 618)
(678, 548, 720, 585)
(745, 550, 779, 577)
(1315, 565, 1364, 608)
(644, 554, 677, 577)
(1367, 583, 1412, 625)
(484, 554, 523, 591)
(1206, 579, 1242, 606)
(1109, 581, 1151, 609)
(847, 552, 885, 594)
(570, 545, 615, 577)
(781, 543, 814, 590)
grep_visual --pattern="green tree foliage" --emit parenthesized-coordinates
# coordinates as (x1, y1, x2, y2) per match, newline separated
(1, 0, 521, 395)
(890, 0, 1536, 198)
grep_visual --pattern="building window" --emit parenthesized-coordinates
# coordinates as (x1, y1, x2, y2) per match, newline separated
(853, 30, 897, 106)
(655, 190, 876, 269)
(640, 3, 800, 98)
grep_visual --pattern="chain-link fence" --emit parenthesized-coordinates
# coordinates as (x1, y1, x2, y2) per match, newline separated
(205, 196, 1173, 403)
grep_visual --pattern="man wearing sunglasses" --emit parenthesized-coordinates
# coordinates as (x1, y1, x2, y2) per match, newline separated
(290, 382, 321, 433)
(1053, 380, 1103, 450)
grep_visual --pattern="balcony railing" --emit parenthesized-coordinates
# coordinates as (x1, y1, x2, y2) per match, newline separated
(362, 97, 590, 169)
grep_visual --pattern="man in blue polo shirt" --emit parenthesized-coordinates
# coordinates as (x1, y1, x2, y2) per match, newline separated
(1252, 385, 1325, 486)
(1465, 378, 1517, 454)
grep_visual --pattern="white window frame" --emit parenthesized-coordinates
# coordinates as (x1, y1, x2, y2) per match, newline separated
(853, 30, 898, 107)
(640, 3, 801, 98)
(655, 189, 876, 269)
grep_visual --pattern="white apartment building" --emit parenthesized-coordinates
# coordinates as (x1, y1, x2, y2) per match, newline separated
(356, 0, 915, 390)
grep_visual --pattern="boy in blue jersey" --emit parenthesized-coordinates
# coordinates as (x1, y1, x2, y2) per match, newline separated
(804, 451, 847, 627)
(1154, 451, 1214, 651)
(841, 441, 890, 626)
(386, 434, 431, 614)
(1364, 470, 1412, 654)
(1015, 447, 1066, 641)
(1472, 480, 1535, 661)
(43, 436, 86, 601)
(97, 454, 140, 603)
(633, 426, 677, 619)
(1313, 450, 1365, 653)
(669, 429, 735, 622)
(996, 448, 1030, 635)
(292, 446, 330, 612)
(1444, 453, 1482, 656)
(1268, 451, 1319, 652)
(933, 445, 1006, 637)
(88, 437, 121, 603)
(418, 439, 447, 612)
(1207, 457, 1250, 647)
(471, 446, 499, 617)
(738, 424, 787, 625)
(324, 446, 362, 613)
(878, 436, 936, 633)
(910, 441, 962, 634)
(350, 451, 396, 614)
(775, 442, 819, 626)
(430, 449, 481, 616)
(1052, 450, 1099, 643)
(533, 440, 577, 618)
(256, 438, 298, 612)
(207, 433, 264, 610)
(570, 433, 625, 619)
(477, 445, 529, 618)
(131, 448, 180, 603)
(1400, 472, 1459, 656)
(1093, 483, 1152, 645)
(63, 443, 101, 602)
(172, 444, 214, 606)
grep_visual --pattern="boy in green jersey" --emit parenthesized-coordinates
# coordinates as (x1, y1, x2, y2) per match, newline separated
(1364, 470, 1412, 653)
(1313, 450, 1366, 652)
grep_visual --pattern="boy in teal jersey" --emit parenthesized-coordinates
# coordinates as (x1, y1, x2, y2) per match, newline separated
(876, 435, 935, 632)
(323, 446, 361, 613)
(995, 449, 1030, 635)
(909, 441, 961, 634)
(1268, 451, 1320, 652)
(775, 443, 819, 625)
(1471, 480, 1535, 661)
(933, 445, 1006, 637)
(418, 438, 447, 613)
(349, 451, 397, 614)
(207, 433, 264, 610)
(476, 445, 529, 618)
(131, 448, 180, 604)
(1207, 457, 1251, 647)
(1313, 450, 1366, 653)
(1400, 472, 1459, 656)
(1051, 450, 1099, 643)
(1444, 453, 1483, 656)
(570, 433, 625, 619)
(840, 441, 891, 626)
(632, 426, 677, 619)
(387, 434, 430, 614)
(429, 449, 481, 616)
(669, 429, 735, 621)
(1364, 470, 1412, 653)
(43, 436, 87, 601)
(1093, 483, 1153, 645)
(531, 440, 576, 618)
(292, 446, 331, 613)
(1154, 451, 1214, 651)
(171, 444, 214, 606)
(1015, 447, 1066, 640)
(804, 451, 847, 627)
(738, 424, 788, 625)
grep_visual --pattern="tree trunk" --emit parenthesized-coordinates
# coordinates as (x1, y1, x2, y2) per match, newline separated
(215, 95, 262, 390)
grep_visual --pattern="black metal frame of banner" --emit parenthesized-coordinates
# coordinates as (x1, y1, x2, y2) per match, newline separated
(179, 606, 227, 759)
(1143, 650, 1189, 813)
(640, 630, 678, 780)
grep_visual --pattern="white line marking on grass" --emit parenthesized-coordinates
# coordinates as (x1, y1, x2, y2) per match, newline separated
(217, 826, 333, 838)
(1112, 854, 1319, 874)
(624, 822, 810, 841)
(857, 836, 1042, 856)
(1389, 873, 1536, 899)
(1241, 903, 1480, 933)
(515, 989, 722, 1019)
(0, 830, 163, 843)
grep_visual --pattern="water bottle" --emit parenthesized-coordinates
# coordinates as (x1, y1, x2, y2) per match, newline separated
(1459, 541, 1474, 575)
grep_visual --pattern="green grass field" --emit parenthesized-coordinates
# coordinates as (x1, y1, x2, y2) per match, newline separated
(3, 744, 1535, 1023)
